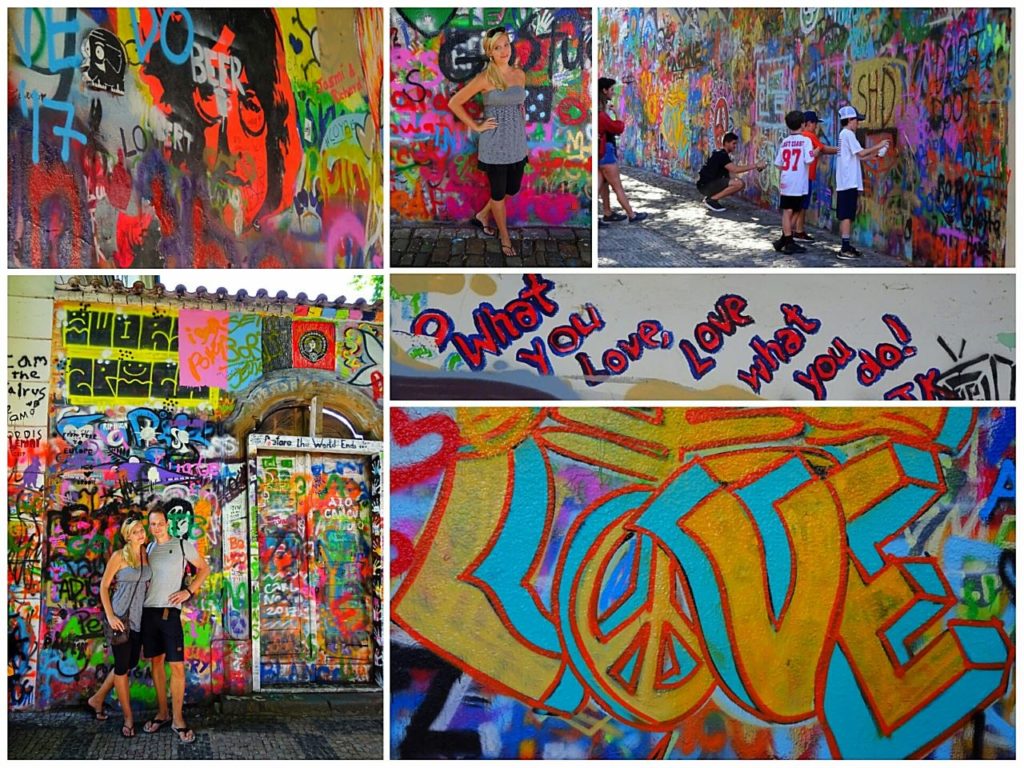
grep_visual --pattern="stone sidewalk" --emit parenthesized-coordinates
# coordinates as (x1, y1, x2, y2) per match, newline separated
(9, 693, 383, 760)
(599, 166, 910, 268)
(391, 222, 592, 268)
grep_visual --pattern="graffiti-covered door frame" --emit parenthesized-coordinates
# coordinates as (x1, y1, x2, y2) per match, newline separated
(247, 433, 383, 691)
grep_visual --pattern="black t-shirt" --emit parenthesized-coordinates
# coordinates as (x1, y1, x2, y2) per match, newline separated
(697, 149, 731, 185)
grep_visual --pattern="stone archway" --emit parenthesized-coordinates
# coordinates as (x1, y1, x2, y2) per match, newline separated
(222, 368, 382, 443)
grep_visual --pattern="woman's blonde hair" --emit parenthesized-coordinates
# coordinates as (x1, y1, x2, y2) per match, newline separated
(481, 27, 511, 90)
(119, 517, 145, 569)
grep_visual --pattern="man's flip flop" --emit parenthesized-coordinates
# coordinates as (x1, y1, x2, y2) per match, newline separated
(84, 701, 109, 721)
(143, 717, 172, 733)
(470, 216, 496, 237)
(172, 725, 196, 744)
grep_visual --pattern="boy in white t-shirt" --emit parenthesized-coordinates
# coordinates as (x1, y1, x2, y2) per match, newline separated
(835, 105, 890, 258)
(772, 110, 818, 255)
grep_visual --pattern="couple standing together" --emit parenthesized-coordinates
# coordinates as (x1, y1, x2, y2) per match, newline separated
(86, 506, 210, 742)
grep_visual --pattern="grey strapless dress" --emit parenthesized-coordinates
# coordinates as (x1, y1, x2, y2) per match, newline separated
(478, 85, 529, 168)
(111, 564, 152, 632)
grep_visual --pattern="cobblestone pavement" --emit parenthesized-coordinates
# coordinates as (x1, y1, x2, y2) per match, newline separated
(599, 166, 909, 268)
(9, 693, 383, 760)
(390, 223, 592, 268)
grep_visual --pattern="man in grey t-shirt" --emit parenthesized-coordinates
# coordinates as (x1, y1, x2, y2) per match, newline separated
(140, 505, 210, 743)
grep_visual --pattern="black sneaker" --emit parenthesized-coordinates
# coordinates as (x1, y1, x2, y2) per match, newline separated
(628, 212, 648, 223)
(704, 197, 726, 212)
(793, 231, 815, 241)
(782, 241, 806, 254)
(772, 238, 785, 252)
(838, 244, 861, 258)
(598, 220, 609, 228)
(603, 212, 628, 222)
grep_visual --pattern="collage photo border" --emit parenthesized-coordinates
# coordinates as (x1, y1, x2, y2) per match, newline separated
(5, 2, 1018, 762)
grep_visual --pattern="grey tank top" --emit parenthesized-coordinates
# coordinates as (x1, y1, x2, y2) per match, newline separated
(478, 85, 529, 165)
(111, 564, 151, 632)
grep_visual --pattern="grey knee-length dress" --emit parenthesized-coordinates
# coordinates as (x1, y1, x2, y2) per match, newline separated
(478, 85, 529, 169)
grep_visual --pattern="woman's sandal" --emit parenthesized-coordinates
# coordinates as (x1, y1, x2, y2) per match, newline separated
(500, 241, 516, 258)
(470, 215, 496, 237)
(122, 723, 136, 738)
(172, 724, 196, 744)
(83, 700, 109, 721)
(143, 717, 172, 733)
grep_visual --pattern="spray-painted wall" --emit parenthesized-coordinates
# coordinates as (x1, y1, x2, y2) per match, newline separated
(8, 284, 384, 710)
(390, 273, 1015, 401)
(391, 8, 591, 226)
(599, 8, 1013, 266)
(391, 406, 1016, 759)
(8, 278, 57, 712)
(9, 8, 383, 269)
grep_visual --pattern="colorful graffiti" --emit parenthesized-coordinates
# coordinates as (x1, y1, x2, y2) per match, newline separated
(9, 8, 383, 268)
(59, 301, 383, 408)
(391, 8, 591, 226)
(255, 450, 374, 686)
(8, 288, 385, 710)
(391, 407, 1016, 758)
(599, 8, 1013, 266)
(391, 273, 1015, 401)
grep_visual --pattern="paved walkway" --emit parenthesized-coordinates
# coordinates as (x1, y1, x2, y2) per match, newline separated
(390, 222, 591, 268)
(9, 693, 383, 760)
(599, 166, 909, 268)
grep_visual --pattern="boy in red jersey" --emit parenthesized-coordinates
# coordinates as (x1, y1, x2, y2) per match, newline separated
(793, 111, 838, 241)
(772, 110, 818, 255)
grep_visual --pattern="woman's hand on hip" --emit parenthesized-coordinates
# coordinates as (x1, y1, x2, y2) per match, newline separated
(475, 118, 498, 132)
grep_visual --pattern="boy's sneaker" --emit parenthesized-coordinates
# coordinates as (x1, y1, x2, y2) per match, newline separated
(628, 212, 648, 223)
(782, 241, 806, 254)
(772, 238, 785, 252)
(704, 197, 726, 212)
(838, 243, 861, 259)
(793, 231, 815, 241)
(598, 219, 609, 228)
(603, 212, 628, 222)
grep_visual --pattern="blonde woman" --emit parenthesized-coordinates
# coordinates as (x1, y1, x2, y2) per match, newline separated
(449, 26, 529, 258)
(85, 515, 152, 738)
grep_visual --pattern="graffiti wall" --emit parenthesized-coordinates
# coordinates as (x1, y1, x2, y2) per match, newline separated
(8, 285, 384, 710)
(8, 278, 56, 711)
(248, 435, 382, 688)
(390, 273, 1015, 401)
(9, 8, 383, 269)
(599, 8, 1013, 266)
(391, 406, 1016, 759)
(391, 8, 591, 226)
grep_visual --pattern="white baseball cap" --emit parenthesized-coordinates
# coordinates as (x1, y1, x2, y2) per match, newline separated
(838, 105, 866, 121)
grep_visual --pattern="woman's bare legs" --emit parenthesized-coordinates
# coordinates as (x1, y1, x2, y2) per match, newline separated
(474, 200, 495, 234)
(599, 164, 636, 218)
(87, 672, 116, 716)
(490, 198, 514, 255)
(113, 672, 134, 733)
(599, 177, 612, 217)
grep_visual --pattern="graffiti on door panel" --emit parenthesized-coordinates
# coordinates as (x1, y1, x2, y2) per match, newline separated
(256, 450, 373, 684)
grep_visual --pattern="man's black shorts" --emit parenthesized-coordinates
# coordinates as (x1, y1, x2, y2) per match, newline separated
(836, 188, 860, 220)
(141, 606, 185, 662)
(779, 194, 804, 211)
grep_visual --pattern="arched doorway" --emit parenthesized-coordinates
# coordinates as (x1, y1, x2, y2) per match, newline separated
(225, 371, 383, 690)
